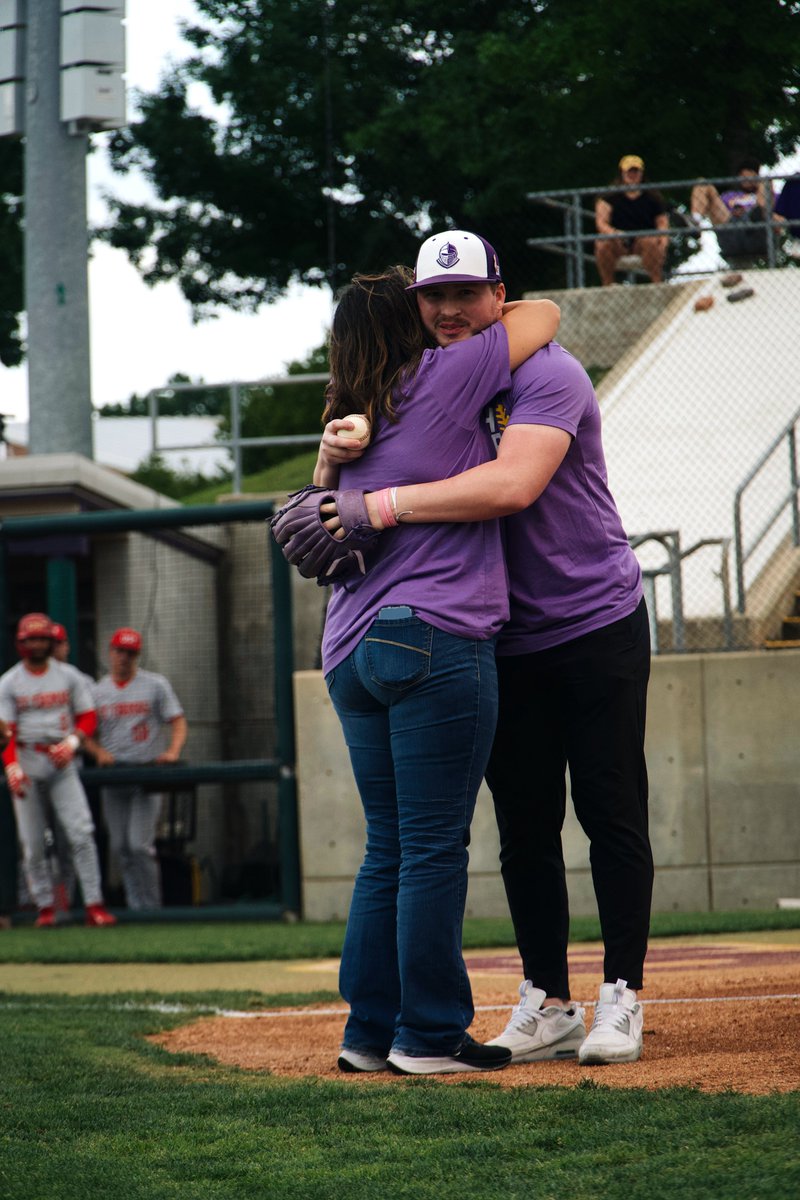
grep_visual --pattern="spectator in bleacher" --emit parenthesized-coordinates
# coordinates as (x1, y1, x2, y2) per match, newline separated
(82, 628, 187, 911)
(594, 154, 669, 285)
(690, 159, 784, 260)
(775, 175, 800, 258)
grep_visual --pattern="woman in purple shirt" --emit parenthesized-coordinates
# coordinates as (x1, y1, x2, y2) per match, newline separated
(315, 252, 558, 1076)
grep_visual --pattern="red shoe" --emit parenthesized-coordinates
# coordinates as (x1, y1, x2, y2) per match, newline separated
(85, 903, 117, 927)
(35, 906, 57, 928)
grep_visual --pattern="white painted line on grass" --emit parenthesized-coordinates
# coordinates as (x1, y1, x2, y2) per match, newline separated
(1, 993, 797, 1018)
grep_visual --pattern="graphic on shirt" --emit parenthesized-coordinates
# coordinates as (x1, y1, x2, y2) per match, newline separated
(0, 660, 93, 744)
(721, 189, 760, 215)
(485, 397, 511, 451)
(93, 669, 183, 762)
(436, 243, 460, 270)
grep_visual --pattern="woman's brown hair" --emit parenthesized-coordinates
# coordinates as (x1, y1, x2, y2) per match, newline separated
(323, 265, 431, 428)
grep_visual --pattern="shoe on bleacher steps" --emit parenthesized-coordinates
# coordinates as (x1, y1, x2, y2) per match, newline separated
(578, 978, 643, 1064)
(337, 1047, 388, 1073)
(387, 1034, 511, 1075)
(487, 980, 586, 1062)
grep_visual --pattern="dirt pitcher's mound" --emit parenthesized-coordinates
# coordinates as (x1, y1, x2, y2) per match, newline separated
(151, 940, 800, 1094)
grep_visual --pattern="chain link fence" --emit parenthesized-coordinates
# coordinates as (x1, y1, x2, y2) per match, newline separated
(134, 171, 800, 656)
(0, 501, 301, 920)
(521, 171, 800, 653)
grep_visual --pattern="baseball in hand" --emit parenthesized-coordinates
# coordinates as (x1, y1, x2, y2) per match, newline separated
(339, 414, 371, 447)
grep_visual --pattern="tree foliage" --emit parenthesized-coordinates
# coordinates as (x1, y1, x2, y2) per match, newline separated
(98, 372, 229, 416)
(0, 141, 24, 368)
(3, 0, 800, 369)
(99, 0, 800, 304)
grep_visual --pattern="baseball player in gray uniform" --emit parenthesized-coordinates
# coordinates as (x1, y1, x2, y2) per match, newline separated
(83, 627, 187, 910)
(46, 621, 96, 912)
(0, 613, 116, 927)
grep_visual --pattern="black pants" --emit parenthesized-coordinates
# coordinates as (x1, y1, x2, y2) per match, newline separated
(486, 598, 653, 998)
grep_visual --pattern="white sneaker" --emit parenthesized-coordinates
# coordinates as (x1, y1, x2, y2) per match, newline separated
(578, 978, 643, 1064)
(337, 1047, 388, 1073)
(486, 980, 586, 1062)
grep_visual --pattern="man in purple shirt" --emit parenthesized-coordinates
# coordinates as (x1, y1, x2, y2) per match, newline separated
(320, 230, 653, 1066)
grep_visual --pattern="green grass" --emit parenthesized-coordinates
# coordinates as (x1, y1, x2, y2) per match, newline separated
(0, 990, 797, 1200)
(1, 910, 798, 965)
(182, 450, 319, 504)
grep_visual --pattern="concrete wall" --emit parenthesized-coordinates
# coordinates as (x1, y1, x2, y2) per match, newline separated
(294, 650, 800, 921)
(522, 280, 700, 369)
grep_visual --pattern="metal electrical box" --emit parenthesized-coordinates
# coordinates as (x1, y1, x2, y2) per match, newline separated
(61, 10, 124, 67)
(61, 64, 125, 126)
(59, 0, 126, 129)
(0, 0, 24, 137)
(60, 0, 122, 11)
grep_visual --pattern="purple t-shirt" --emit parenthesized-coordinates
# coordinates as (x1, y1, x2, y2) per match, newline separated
(486, 342, 642, 654)
(322, 323, 513, 673)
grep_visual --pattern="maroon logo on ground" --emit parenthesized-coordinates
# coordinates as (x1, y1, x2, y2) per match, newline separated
(464, 945, 800, 973)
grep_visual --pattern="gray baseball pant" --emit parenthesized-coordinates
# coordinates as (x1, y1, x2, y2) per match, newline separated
(13, 753, 104, 909)
(102, 787, 163, 909)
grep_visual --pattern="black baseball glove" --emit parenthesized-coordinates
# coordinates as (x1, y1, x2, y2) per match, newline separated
(269, 485, 382, 584)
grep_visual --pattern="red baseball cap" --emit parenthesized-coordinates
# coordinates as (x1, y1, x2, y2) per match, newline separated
(110, 627, 142, 652)
(50, 622, 68, 643)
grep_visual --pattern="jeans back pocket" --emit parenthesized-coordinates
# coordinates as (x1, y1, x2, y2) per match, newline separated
(364, 614, 433, 691)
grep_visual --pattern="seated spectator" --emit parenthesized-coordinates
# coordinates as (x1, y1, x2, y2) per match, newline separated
(691, 160, 784, 260)
(594, 154, 669, 285)
(775, 175, 800, 257)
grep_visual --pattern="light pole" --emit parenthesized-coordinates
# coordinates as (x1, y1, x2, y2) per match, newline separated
(0, 1, 126, 458)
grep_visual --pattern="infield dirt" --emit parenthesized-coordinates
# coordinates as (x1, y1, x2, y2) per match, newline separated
(149, 936, 800, 1095)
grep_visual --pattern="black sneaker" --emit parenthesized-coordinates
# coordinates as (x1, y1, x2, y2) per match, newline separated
(387, 1035, 512, 1075)
(337, 1047, 388, 1073)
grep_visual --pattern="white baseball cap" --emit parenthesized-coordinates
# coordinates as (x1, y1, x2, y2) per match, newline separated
(407, 230, 502, 290)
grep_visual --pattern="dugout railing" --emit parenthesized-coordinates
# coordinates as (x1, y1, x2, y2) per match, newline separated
(0, 498, 302, 921)
(527, 170, 798, 288)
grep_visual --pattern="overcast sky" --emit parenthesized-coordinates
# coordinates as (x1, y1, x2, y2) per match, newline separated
(1, 0, 333, 422)
(3, 3, 798, 424)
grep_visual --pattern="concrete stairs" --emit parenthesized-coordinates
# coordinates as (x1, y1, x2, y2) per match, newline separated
(764, 590, 800, 649)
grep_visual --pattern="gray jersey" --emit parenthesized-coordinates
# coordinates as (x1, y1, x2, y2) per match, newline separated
(93, 669, 183, 762)
(0, 659, 94, 743)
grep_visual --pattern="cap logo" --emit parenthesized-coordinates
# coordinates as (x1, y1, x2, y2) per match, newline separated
(436, 243, 460, 270)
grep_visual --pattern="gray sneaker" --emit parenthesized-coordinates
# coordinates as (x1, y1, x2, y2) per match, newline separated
(486, 980, 586, 1062)
(578, 978, 643, 1065)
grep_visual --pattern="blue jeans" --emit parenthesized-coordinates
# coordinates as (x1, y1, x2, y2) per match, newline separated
(326, 610, 497, 1057)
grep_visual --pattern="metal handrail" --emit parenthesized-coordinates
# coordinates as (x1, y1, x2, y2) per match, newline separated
(630, 531, 733, 653)
(733, 407, 800, 613)
(146, 375, 330, 493)
(528, 170, 794, 287)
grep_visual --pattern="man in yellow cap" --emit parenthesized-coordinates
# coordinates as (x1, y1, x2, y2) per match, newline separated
(594, 155, 669, 285)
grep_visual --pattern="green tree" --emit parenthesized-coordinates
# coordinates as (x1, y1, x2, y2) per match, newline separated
(128, 451, 230, 498)
(3, 0, 800, 359)
(98, 373, 230, 416)
(99, 0, 800, 302)
(0, 141, 24, 367)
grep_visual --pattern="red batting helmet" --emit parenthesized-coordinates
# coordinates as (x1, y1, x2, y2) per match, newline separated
(50, 622, 68, 643)
(16, 612, 54, 657)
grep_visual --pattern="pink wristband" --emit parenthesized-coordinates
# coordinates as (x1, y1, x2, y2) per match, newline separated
(375, 488, 398, 528)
